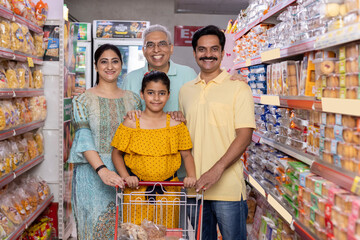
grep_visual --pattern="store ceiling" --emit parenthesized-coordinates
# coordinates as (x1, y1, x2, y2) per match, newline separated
(175, 0, 249, 15)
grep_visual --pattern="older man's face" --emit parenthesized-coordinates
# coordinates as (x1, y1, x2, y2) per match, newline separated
(143, 31, 173, 72)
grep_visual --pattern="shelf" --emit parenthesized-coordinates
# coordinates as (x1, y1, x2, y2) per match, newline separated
(8, 194, 54, 240)
(0, 120, 45, 141)
(311, 160, 359, 195)
(254, 132, 315, 166)
(293, 220, 317, 240)
(234, 0, 296, 40)
(0, 47, 43, 65)
(321, 98, 360, 116)
(253, 132, 360, 196)
(233, 37, 316, 69)
(315, 22, 360, 50)
(0, 6, 43, 34)
(253, 94, 322, 111)
(0, 89, 44, 98)
(0, 155, 44, 189)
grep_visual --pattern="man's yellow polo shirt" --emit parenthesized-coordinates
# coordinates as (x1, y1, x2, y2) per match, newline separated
(179, 70, 256, 201)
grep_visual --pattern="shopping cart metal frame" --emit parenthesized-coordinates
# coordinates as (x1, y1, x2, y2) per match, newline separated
(115, 181, 203, 240)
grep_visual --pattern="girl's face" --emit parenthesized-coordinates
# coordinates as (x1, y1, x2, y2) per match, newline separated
(141, 80, 170, 113)
(95, 49, 122, 84)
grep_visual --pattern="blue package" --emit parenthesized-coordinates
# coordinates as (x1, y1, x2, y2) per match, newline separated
(248, 80, 257, 89)
(248, 73, 257, 81)
(256, 81, 266, 89)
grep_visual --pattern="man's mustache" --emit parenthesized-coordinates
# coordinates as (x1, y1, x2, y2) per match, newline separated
(199, 57, 218, 61)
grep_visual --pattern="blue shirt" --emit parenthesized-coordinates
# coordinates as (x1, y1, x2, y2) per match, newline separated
(122, 60, 197, 112)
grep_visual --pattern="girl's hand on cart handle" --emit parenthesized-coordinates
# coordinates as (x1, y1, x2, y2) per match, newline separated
(98, 168, 125, 188)
(124, 110, 142, 121)
(124, 176, 139, 189)
(183, 176, 196, 188)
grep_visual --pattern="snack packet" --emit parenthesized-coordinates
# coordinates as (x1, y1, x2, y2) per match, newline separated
(0, 18, 11, 49)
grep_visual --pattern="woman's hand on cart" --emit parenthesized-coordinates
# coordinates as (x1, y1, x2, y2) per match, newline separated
(124, 176, 139, 189)
(183, 176, 197, 188)
(98, 168, 125, 188)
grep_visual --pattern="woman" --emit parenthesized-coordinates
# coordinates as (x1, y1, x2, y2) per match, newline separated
(69, 44, 141, 240)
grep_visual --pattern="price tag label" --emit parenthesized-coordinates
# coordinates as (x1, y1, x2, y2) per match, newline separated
(351, 176, 360, 195)
(27, 57, 34, 67)
(245, 59, 251, 67)
(261, 48, 280, 62)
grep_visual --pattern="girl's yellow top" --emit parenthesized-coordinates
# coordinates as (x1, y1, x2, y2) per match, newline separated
(111, 114, 192, 181)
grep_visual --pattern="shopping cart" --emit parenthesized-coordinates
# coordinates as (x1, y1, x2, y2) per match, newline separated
(115, 181, 204, 240)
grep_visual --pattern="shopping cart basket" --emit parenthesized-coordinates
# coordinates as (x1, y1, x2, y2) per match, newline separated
(115, 181, 204, 240)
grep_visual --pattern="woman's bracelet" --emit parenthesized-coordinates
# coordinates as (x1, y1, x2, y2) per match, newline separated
(95, 164, 107, 174)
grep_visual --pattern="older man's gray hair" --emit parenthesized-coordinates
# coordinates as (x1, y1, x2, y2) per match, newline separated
(142, 24, 172, 44)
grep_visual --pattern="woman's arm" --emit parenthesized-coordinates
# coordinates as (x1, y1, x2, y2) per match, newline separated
(84, 150, 124, 188)
(111, 148, 138, 188)
(180, 149, 196, 188)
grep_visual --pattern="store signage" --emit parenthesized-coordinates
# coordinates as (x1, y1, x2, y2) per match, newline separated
(94, 20, 150, 39)
(174, 26, 203, 46)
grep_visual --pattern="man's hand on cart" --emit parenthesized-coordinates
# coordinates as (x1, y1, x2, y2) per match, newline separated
(124, 176, 139, 189)
(98, 168, 125, 189)
(183, 176, 196, 188)
(195, 164, 223, 192)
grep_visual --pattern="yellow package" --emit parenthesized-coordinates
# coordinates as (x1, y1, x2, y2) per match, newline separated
(3, 61, 19, 88)
(33, 69, 43, 88)
(10, 22, 24, 52)
(34, 129, 43, 155)
(29, 96, 40, 121)
(25, 31, 36, 56)
(21, 25, 30, 54)
(28, 67, 33, 88)
(13, 98, 25, 125)
(17, 137, 30, 165)
(24, 132, 38, 159)
(7, 139, 20, 171)
(33, 33, 45, 57)
(304, 52, 316, 97)
(0, 19, 11, 49)
(16, 62, 29, 88)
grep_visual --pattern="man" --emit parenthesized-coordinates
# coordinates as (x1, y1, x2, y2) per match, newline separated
(179, 25, 256, 240)
(122, 24, 197, 113)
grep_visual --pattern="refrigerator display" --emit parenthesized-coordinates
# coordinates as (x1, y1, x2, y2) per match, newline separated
(76, 22, 92, 89)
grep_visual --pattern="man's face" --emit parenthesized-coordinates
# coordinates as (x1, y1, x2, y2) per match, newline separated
(193, 35, 224, 74)
(143, 31, 173, 71)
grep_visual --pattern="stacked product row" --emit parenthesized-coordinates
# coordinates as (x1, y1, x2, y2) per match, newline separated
(240, 64, 267, 95)
(245, 142, 360, 240)
(0, 129, 43, 178)
(231, 0, 360, 62)
(0, 61, 43, 89)
(0, 19, 46, 57)
(315, 43, 360, 99)
(0, 96, 47, 131)
(254, 104, 360, 173)
(246, 187, 295, 240)
(19, 216, 53, 240)
(0, 175, 51, 239)
(0, 0, 48, 27)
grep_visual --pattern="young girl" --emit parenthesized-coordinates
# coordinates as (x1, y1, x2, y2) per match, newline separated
(111, 70, 196, 228)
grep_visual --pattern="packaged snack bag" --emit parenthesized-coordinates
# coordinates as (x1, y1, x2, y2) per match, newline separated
(10, 22, 24, 52)
(0, 102, 6, 130)
(23, 132, 37, 159)
(23, 0, 36, 23)
(0, 192, 23, 225)
(29, 96, 40, 121)
(0, 62, 8, 88)
(17, 136, 30, 164)
(33, 32, 45, 57)
(0, 211, 15, 237)
(3, 61, 19, 88)
(23, 97, 32, 123)
(0, 18, 11, 49)
(38, 95, 46, 120)
(13, 98, 25, 124)
(34, 128, 43, 155)
(35, 0, 47, 26)
(0, 142, 6, 176)
(21, 25, 30, 54)
(16, 62, 29, 88)
(8, 138, 20, 170)
(11, 0, 26, 16)
(24, 29, 35, 56)
(33, 68, 43, 88)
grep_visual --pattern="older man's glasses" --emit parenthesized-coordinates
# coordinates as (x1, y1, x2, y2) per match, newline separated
(145, 41, 170, 49)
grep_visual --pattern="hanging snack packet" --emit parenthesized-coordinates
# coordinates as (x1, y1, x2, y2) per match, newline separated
(0, 102, 6, 131)
(0, 192, 23, 225)
(23, 97, 32, 123)
(3, 60, 19, 88)
(34, 128, 43, 155)
(33, 32, 45, 57)
(38, 95, 46, 120)
(24, 132, 38, 159)
(21, 24, 30, 54)
(11, 0, 26, 16)
(23, 0, 36, 23)
(0, 0, 12, 10)
(0, 18, 11, 49)
(35, 0, 47, 27)
(29, 96, 40, 121)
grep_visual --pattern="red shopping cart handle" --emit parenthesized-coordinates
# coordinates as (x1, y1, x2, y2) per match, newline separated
(116, 181, 184, 189)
